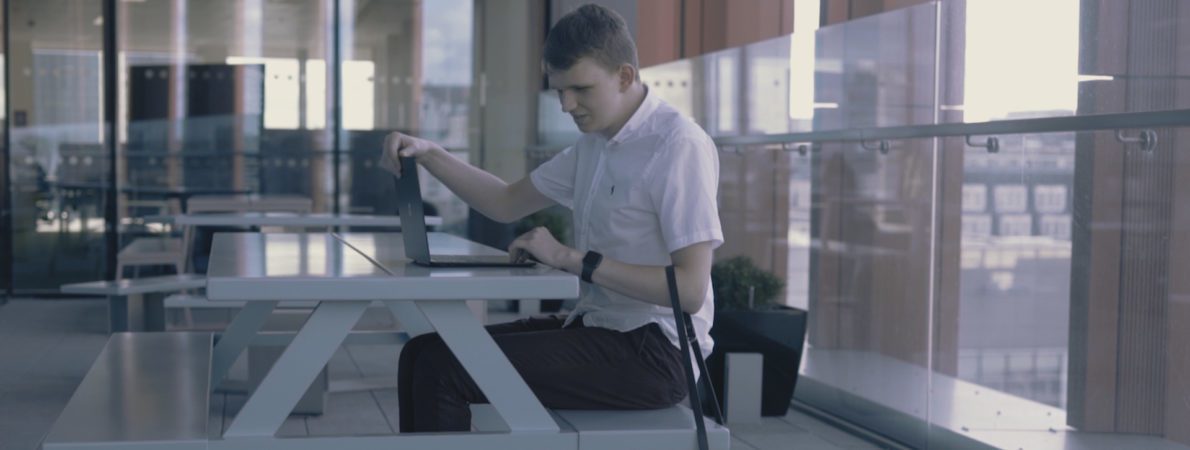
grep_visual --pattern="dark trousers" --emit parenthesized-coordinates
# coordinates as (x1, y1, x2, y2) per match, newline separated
(397, 315, 687, 432)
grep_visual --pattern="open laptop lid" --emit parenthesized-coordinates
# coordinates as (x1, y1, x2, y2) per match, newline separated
(393, 157, 431, 264)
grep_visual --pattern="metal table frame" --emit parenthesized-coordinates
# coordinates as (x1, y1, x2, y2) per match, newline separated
(204, 231, 580, 449)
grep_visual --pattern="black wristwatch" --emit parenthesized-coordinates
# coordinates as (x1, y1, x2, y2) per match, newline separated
(581, 251, 603, 283)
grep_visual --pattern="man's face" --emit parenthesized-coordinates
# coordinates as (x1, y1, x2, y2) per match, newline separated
(547, 57, 629, 135)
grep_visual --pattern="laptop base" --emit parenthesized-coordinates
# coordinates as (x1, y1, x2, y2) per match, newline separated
(413, 255, 536, 268)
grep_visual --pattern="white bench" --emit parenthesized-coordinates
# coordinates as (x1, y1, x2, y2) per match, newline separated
(472, 404, 730, 450)
(40, 332, 212, 450)
(61, 274, 207, 332)
(116, 235, 186, 278)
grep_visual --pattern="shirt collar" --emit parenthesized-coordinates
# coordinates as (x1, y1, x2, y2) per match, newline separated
(606, 84, 659, 147)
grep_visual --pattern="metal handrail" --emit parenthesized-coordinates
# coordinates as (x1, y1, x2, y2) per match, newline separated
(711, 108, 1190, 148)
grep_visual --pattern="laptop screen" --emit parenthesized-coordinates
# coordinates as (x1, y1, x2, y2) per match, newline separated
(393, 157, 431, 263)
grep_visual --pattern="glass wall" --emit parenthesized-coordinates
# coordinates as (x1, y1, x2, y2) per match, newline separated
(3, 0, 474, 292)
(340, 0, 472, 234)
(9, 0, 109, 291)
(637, 0, 1190, 448)
(120, 0, 337, 275)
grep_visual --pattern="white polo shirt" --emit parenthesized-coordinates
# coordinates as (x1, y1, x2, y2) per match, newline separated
(530, 86, 723, 359)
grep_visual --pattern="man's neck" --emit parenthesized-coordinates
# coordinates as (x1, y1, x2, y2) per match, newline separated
(599, 83, 647, 140)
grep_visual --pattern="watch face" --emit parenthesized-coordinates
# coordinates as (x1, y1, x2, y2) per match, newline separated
(582, 251, 602, 282)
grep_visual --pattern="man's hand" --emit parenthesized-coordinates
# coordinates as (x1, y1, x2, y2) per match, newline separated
(379, 132, 445, 177)
(508, 227, 579, 271)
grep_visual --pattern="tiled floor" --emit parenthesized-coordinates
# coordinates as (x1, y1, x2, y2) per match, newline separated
(0, 299, 883, 450)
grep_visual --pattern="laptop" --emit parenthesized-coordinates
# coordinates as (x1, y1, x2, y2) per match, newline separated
(393, 156, 534, 268)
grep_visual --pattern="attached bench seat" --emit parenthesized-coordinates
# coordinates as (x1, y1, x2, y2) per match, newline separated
(61, 274, 208, 332)
(60, 273, 207, 296)
(116, 236, 186, 278)
(41, 332, 213, 450)
(556, 407, 730, 450)
(471, 404, 730, 450)
(164, 293, 320, 309)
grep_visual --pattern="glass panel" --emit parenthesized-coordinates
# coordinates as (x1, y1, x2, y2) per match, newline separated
(935, 126, 1190, 449)
(639, 5, 941, 446)
(796, 138, 936, 448)
(812, 3, 938, 131)
(635, 1, 1190, 448)
(342, 0, 473, 233)
(640, 2, 939, 138)
(124, 0, 329, 206)
(10, 0, 109, 290)
(930, 130, 1074, 446)
(940, 0, 1190, 124)
(119, 0, 329, 275)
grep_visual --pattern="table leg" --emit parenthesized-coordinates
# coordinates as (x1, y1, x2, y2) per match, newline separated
(143, 293, 165, 331)
(107, 295, 128, 333)
(211, 301, 277, 390)
(126, 294, 145, 331)
(223, 301, 368, 438)
(417, 300, 558, 433)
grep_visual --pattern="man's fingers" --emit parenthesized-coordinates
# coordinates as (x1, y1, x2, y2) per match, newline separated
(379, 133, 405, 177)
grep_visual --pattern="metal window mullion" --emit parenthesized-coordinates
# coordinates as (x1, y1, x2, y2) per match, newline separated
(2, 0, 11, 299)
(331, 0, 342, 215)
(103, 0, 118, 281)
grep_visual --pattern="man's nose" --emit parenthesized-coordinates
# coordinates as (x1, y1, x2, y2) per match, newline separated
(559, 91, 577, 113)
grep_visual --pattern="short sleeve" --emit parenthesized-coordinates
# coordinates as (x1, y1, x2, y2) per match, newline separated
(649, 136, 724, 253)
(529, 145, 579, 209)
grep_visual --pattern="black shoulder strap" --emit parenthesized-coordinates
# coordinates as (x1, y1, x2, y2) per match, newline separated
(666, 265, 724, 450)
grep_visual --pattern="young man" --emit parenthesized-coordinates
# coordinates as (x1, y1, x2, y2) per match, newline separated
(379, 4, 722, 432)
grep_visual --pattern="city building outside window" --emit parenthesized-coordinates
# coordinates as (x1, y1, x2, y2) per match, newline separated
(962, 183, 987, 212)
(994, 184, 1028, 213)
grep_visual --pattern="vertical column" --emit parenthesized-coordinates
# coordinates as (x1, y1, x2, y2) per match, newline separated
(476, 0, 541, 181)
(930, 0, 968, 377)
(1, 3, 7, 299)
(1069, 0, 1186, 443)
(382, 2, 422, 134)
(166, 0, 188, 190)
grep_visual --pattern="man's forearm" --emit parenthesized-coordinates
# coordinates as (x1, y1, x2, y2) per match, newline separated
(555, 248, 711, 314)
(418, 148, 516, 222)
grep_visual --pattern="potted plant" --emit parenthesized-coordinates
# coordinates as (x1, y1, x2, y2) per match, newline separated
(706, 256, 807, 417)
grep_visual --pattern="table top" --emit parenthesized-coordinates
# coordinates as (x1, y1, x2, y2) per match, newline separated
(206, 232, 579, 302)
(49, 182, 252, 197)
(143, 212, 442, 227)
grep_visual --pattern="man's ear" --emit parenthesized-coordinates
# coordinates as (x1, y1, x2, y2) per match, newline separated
(618, 64, 637, 91)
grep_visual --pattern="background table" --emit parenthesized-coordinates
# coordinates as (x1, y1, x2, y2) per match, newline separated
(144, 211, 441, 228)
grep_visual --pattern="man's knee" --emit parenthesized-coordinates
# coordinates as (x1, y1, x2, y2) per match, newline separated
(399, 332, 444, 367)
(413, 335, 456, 372)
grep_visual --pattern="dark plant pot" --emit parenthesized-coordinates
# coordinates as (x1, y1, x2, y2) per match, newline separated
(706, 306, 807, 417)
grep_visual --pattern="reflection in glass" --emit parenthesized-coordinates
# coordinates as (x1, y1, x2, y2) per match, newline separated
(341, 0, 473, 232)
(957, 131, 1075, 411)
(801, 138, 937, 448)
(813, 4, 937, 131)
(10, 0, 108, 290)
